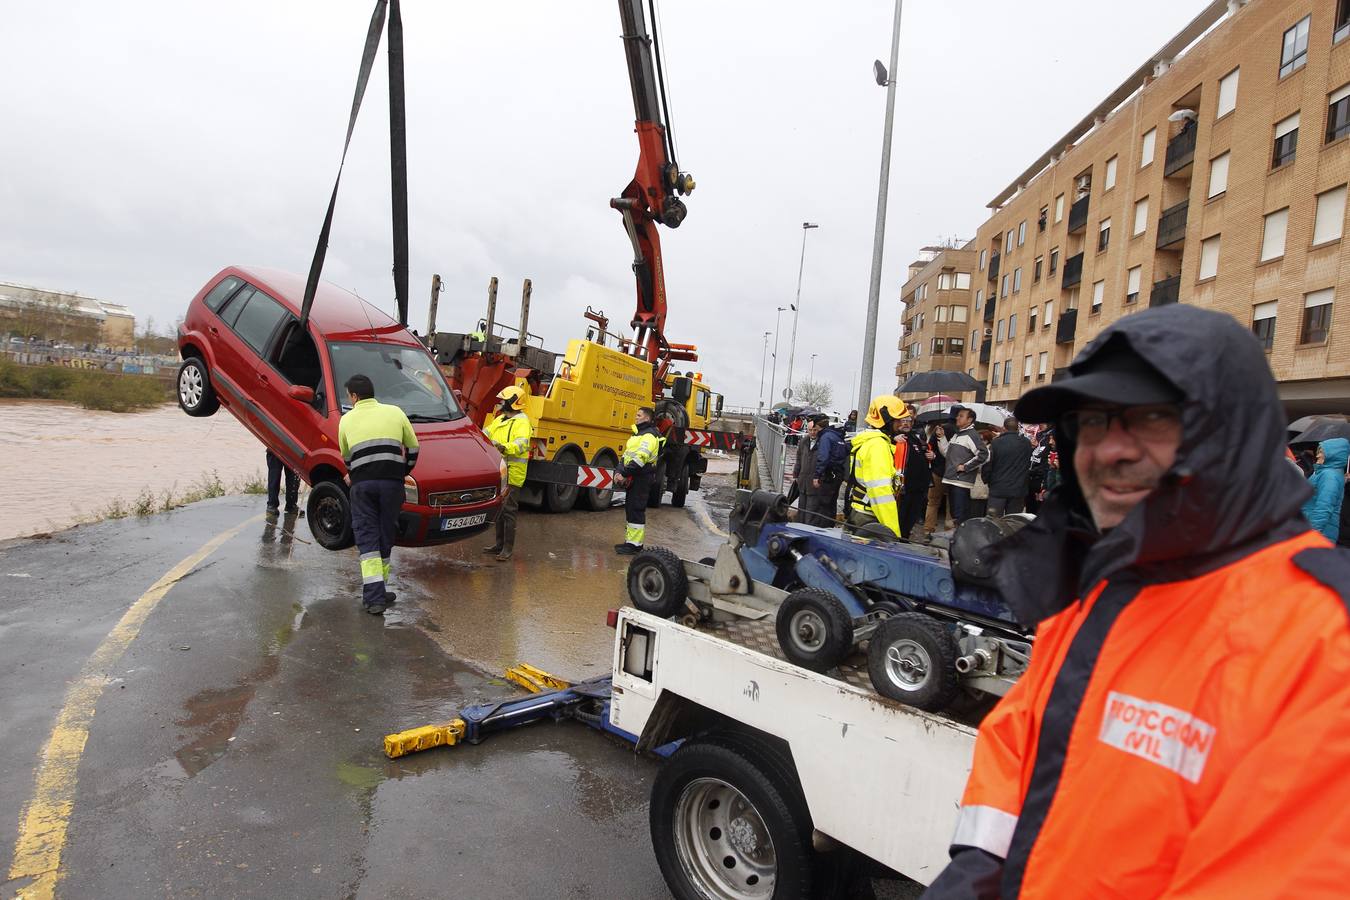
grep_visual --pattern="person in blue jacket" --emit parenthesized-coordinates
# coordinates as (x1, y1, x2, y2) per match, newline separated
(1301, 437, 1349, 542)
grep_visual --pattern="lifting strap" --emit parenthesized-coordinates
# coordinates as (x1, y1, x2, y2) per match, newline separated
(298, 0, 409, 330)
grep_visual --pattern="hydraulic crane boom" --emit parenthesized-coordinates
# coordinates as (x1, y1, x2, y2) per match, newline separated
(611, 0, 697, 385)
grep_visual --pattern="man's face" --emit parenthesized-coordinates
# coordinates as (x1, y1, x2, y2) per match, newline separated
(636, 411, 651, 426)
(1071, 403, 1183, 530)
(347, 391, 360, 407)
(956, 410, 974, 429)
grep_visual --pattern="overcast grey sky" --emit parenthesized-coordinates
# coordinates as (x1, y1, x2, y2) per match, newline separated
(0, 0, 1203, 412)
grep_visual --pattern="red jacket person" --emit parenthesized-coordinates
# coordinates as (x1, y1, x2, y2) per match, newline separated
(924, 304, 1350, 898)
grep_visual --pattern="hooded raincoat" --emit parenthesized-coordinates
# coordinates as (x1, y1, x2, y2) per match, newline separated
(1302, 437, 1349, 542)
(924, 305, 1350, 899)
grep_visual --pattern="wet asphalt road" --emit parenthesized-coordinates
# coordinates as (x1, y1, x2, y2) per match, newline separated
(0, 473, 728, 899)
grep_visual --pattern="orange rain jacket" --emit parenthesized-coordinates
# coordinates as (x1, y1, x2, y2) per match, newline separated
(924, 306, 1350, 898)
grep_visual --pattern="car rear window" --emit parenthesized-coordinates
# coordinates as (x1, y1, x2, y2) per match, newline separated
(218, 287, 254, 328)
(202, 276, 244, 312)
(231, 289, 289, 354)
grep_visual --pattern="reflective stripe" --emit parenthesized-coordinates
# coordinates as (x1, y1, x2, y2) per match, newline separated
(360, 556, 385, 585)
(860, 477, 890, 488)
(506, 456, 528, 463)
(382, 560, 391, 579)
(349, 452, 408, 467)
(625, 524, 645, 545)
(868, 494, 896, 506)
(951, 805, 1018, 859)
(350, 437, 404, 452)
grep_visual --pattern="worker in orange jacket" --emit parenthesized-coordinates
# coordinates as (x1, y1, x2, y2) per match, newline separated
(924, 304, 1350, 898)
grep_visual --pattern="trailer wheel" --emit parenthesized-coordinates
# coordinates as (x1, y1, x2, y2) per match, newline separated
(544, 447, 582, 513)
(651, 736, 816, 900)
(626, 547, 688, 618)
(776, 589, 854, 673)
(582, 449, 617, 511)
(867, 613, 960, 711)
(306, 480, 355, 551)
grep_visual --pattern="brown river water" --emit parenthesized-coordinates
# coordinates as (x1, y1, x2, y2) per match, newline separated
(0, 400, 269, 541)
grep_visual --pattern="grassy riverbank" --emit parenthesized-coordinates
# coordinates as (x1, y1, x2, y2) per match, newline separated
(96, 471, 269, 521)
(0, 360, 172, 412)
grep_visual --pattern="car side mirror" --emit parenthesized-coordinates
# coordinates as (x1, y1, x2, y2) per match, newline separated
(715, 394, 724, 416)
(288, 385, 316, 403)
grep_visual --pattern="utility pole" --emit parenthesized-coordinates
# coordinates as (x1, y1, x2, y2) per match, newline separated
(785, 222, 818, 403)
(758, 331, 771, 412)
(769, 306, 787, 408)
(857, 0, 904, 411)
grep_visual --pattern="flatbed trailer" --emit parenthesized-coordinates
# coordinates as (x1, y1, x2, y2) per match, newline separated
(609, 607, 978, 896)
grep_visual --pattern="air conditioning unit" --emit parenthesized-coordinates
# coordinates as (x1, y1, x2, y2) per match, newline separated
(983, 328, 993, 337)
(1075, 174, 1092, 195)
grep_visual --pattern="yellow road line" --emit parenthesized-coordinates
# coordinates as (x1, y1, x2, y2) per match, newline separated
(7, 515, 261, 899)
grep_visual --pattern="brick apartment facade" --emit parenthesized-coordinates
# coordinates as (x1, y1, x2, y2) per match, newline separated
(896, 246, 978, 387)
(898, 0, 1350, 415)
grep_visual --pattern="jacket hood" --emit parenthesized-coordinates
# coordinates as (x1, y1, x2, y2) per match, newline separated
(1317, 438, 1350, 472)
(989, 304, 1312, 623)
(850, 427, 893, 450)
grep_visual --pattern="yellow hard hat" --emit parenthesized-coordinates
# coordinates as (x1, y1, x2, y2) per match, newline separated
(865, 394, 911, 428)
(496, 385, 527, 411)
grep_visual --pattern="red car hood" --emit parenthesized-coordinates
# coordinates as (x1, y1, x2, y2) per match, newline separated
(410, 418, 502, 491)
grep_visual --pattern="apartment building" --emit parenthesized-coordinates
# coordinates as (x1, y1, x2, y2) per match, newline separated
(896, 245, 978, 389)
(936, 0, 1350, 415)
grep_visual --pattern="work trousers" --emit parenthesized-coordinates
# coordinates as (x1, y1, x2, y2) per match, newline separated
(494, 486, 519, 552)
(350, 479, 404, 608)
(623, 469, 653, 547)
(801, 480, 841, 527)
(987, 495, 1025, 517)
(899, 488, 928, 539)
(948, 485, 973, 526)
(924, 472, 949, 532)
(265, 450, 299, 510)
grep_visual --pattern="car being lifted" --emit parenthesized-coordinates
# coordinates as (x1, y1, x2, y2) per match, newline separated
(175, 265, 505, 550)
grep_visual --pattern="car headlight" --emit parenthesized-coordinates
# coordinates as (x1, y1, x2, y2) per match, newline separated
(499, 459, 509, 494)
(404, 475, 419, 505)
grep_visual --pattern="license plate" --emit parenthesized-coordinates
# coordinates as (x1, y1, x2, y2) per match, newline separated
(441, 513, 487, 531)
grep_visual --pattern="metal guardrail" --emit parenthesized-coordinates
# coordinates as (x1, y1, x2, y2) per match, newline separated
(753, 416, 792, 493)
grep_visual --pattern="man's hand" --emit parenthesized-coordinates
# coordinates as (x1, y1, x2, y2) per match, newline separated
(957, 464, 966, 473)
(925, 450, 935, 461)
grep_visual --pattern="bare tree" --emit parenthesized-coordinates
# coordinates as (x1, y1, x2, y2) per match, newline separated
(793, 379, 833, 409)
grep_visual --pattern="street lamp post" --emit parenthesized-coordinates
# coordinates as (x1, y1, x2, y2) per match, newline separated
(785, 222, 819, 404)
(809, 353, 818, 383)
(857, 0, 904, 412)
(769, 305, 787, 409)
(758, 331, 771, 411)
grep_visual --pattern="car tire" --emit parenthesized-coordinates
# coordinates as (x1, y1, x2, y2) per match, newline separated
(544, 447, 581, 513)
(583, 449, 618, 512)
(307, 480, 355, 551)
(867, 613, 960, 712)
(176, 357, 219, 417)
(626, 547, 688, 619)
(775, 588, 854, 673)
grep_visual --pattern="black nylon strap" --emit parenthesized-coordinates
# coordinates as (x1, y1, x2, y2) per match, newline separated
(299, 0, 389, 329)
(387, 0, 409, 326)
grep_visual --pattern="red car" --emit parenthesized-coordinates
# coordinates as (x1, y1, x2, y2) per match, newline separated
(176, 266, 504, 549)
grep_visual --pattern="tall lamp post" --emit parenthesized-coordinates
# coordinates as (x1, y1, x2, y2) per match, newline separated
(809, 353, 818, 383)
(784, 222, 819, 404)
(857, 0, 904, 412)
(769, 305, 787, 409)
(758, 330, 771, 411)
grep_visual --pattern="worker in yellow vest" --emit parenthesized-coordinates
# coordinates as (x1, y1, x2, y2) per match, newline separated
(484, 385, 533, 561)
(614, 406, 664, 555)
(846, 395, 911, 537)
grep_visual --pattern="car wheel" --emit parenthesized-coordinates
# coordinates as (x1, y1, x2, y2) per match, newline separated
(626, 547, 688, 619)
(583, 449, 618, 511)
(866, 613, 960, 712)
(177, 357, 219, 417)
(775, 589, 854, 673)
(307, 480, 355, 551)
(544, 447, 582, 513)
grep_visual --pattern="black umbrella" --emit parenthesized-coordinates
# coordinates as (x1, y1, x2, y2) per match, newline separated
(1292, 418, 1350, 444)
(898, 370, 982, 394)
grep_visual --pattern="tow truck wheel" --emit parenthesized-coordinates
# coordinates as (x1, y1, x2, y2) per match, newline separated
(544, 448, 582, 513)
(775, 589, 854, 673)
(867, 613, 960, 712)
(670, 462, 691, 508)
(651, 735, 817, 900)
(582, 449, 618, 511)
(626, 547, 688, 618)
(307, 480, 355, 551)
(176, 357, 219, 417)
(648, 458, 667, 509)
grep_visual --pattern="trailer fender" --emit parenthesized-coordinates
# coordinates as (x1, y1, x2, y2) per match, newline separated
(792, 553, 870, 618)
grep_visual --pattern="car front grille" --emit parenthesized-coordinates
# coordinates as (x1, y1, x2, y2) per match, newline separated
(428, 486, 498, 508)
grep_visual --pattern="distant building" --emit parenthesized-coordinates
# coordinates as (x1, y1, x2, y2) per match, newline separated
(0, 282, 136, 349)
(896, 246, 978, 394)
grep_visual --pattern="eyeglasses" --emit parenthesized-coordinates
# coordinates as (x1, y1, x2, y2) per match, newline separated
(1059, 405, 1183, 444)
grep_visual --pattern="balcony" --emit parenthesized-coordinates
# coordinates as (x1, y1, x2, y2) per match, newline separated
(1062, 252, 1084, 289)
(983, 295, 996, 323)
(987, 252, 1001, 282)
(1164, 124, 1196, 177)
(1067, 196, 1089, 234)
(1149, 275, 1180, 308)
(1156, 200, 1189, 249)
(979, 338, 992, 364)
(1056, 307, 1078, 344)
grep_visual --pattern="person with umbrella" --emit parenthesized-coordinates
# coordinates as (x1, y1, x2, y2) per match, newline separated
(941, 405, 990, 526)
(1301, 438, 1349, 542)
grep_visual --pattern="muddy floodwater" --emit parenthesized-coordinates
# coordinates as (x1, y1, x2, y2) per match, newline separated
(0, 399, 267, 541)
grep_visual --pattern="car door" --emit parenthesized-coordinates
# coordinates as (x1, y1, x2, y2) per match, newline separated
(252, 316, 332, 473)
(214, 286, 290, 452)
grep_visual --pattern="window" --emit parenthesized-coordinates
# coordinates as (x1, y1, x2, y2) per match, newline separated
(955, 272, 971, 290)
(1029, 305, 1038, 331)
(1328, 85, 1350, 143)
(1280, 16, 1310, 78)
(1018, 221, 1027, 246)
(1098, 218, 1111, 251)
(1044, 300, 1054, 327)
(931, 337, 946, 354)
(1133, 198, 1149, 236)
(1127, 266, 1141, 304)
(1104, 156, 1118, 189)
(1054, 194, 1065, 223)
(1067, 287, 1080, 310)
(271, 320, 324, 395)
(937, 273, 952, 290)
(979, 249, 987, 270)
(1260, 208, 1289, 262)
(1199, 235, 1221, 280)
(992, 361, 1001, 384)
(1039, 206, 1049, 231)
(1006, 230, 1015, 254)
(1273, 112, 1299, 168)
(1038, 352, 1048, 378)
(997, 319, 1006, 341)
(1303, 288, 1333, 343)
(1091, 280, 1105, 312)
(217, 286, 253, 328)
(1001, 274, 1010, 298)
(1023, 355, 1033, 382)
(1141, 128, 1156, 167)
(952, 305, 969, 323)
(1207, 151, 1230, 198)
(918, 313, 925, 330)
(1013, 267, 1023, 293)
(936, 305, 949, 322)
(948, 337, 965, 355)
(974, 289, 983, 312)
(1314, 185, 1347, 244)
(1008, 313, 1017, 338)
(972, 329, 979, 346)
(1034, 256, 1043, 282)
(203, 276, 244, 313)
(1049, 248, 1059, 274)
(1339, 0, 1350, 44)
(1253, 300, 1277, 350)
(1217, 68, 1240, 118)
(231, 289, 288, 354)
(1003, 361, 1011, 385)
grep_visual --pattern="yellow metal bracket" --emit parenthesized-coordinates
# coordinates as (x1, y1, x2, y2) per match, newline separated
(383, 718, 467, 759)
(504, 663, 571, 694)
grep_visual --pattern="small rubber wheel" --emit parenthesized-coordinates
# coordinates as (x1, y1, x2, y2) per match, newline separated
(626, 547, 688, 618)
(867, 612, 960, 711)
(775, 589, 854, 673)
(176, 357, 219, 417)
(307, 480, 355, 551)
